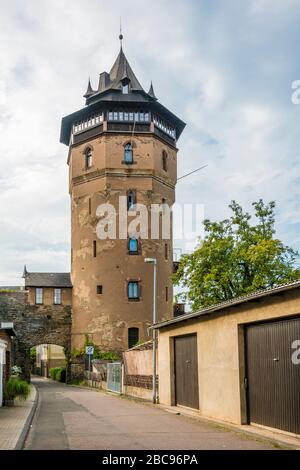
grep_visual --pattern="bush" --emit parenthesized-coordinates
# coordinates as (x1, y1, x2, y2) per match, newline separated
(98, 352, 119, 361)
(4, 377, 30, 401)
(49, 367, 61, 380)
(56, 368, 66, 383)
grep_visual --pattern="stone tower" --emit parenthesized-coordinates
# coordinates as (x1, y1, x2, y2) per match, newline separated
(60, 42, 185, 353)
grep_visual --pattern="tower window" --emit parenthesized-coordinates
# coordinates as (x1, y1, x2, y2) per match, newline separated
(35, 288, 43, 305)
(165, 286, 169, 302)
(128, 281, 140, 300)
(54, 288, 62, 305)
(88, 198, 92, 215)
(97, 285, 103, 294)
(128, 327, 139, 349)
(162, 151, 168, 171)
(93, 240, 97, 258)
(85, 148, 93, 169)
(127, 190, 136, 210)
(124, 143, 133, 164)
(128, 238, 139, 254)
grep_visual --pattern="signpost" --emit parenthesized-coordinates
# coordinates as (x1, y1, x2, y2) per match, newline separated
(85, 346, 94, 380)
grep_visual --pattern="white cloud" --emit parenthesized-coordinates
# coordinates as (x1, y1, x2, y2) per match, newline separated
(0, 0, 300, 283)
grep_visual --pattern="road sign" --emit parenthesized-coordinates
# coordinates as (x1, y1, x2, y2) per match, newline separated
(85, 346, 94, 355)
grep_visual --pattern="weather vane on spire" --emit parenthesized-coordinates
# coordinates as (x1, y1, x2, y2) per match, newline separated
(119, 18, 123, 48)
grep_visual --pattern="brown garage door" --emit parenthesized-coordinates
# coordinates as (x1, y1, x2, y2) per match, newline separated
(246, 317, 300, 434)
(174, 334, 199, 409)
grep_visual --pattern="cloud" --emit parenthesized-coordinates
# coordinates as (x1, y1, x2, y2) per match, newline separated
(0, 0, 300, 283)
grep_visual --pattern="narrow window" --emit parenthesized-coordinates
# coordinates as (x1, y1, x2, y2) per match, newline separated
(165, 286, 169, 302)
(85, 148, 93, 169)
(128, 327, 139, 349)
(88, 197, 91, 215)
(35, 288, 43, 305)
(108, 111, 113, 120)
(93, 240, 97, 258)
(54, 288, 62, 305)
(127, 190, 136, 210)
(164, 243, 168, 260)
(128, 281, 140, 300)
(97, 285, 103, 295)
(162, 151, 168, 171)
(113, 111, 118, 121)
(162, 197, 167, 215)
(124, 143, 133, 164)
(129, 238, 139, 254)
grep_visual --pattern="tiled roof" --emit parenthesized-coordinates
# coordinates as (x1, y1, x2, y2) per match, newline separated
(152, 279, 300, 330)
(25, 272, 72, 288)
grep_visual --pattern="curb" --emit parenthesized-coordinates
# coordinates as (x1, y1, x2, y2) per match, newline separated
(157, 404, 300, 450)
(15, 385, 39, 450)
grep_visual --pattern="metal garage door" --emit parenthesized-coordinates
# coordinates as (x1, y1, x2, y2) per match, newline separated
(174, 334, 199, 409)
(246, 317, 300, 434)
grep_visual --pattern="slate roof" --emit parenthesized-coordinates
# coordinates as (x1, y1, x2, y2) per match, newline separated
(60, 45, 186, 145)
(24, 272, 72, 288)
(85, 48, 145, 103)
(151, 279, 300, 330)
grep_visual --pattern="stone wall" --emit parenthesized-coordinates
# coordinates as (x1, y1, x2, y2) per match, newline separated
(0, 292, 71, 381)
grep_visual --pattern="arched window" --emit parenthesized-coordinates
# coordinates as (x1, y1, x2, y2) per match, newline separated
(129, 238, 139, 254)
(162, 151, 168, 171)
(127, 281, 140, 300)
(128, 327, 139, 349)
(124, 143, 133, 164)
(85, 148, 93, 169)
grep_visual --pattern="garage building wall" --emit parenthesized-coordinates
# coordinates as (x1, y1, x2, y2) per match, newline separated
(158, 288, 300, 425)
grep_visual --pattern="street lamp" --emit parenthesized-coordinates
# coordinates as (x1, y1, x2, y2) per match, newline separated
(144, 257, 157, 404)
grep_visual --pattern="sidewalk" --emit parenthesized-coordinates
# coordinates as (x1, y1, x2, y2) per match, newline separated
(0, 385, 37, 450)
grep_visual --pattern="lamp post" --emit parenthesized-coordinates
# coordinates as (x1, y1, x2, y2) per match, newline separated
(144, 257, 157, 404)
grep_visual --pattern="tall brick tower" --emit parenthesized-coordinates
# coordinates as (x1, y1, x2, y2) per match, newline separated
(60, 39, 185, 353)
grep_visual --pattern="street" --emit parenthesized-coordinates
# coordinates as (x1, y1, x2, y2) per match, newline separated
(24, 378, 275, 450)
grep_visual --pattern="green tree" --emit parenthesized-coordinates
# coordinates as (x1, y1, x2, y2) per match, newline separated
(173, 200, 300, 310)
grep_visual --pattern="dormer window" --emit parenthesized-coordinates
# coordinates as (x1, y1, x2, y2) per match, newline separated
(85, 147, 93, 169)
(122, 83, 129, 94)
(124, 143, 133, 164)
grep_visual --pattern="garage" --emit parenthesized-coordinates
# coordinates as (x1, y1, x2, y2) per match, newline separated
(174, 334, 199, 409)
(246, 317, 300, 435)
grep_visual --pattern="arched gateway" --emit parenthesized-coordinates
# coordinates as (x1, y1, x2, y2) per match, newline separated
(0, 291, 71, 381)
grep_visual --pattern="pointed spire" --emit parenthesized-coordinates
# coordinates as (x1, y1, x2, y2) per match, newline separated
(22, 265, 28, 278)
(109, 48, 144, 92)
(148, 81, 157, 100)
(83, 77, 95, 98)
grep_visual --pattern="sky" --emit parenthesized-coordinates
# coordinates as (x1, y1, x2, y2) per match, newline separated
(0, 0, 300, 284)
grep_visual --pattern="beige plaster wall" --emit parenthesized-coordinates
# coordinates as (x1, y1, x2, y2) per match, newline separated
(157, 289, 300, 425)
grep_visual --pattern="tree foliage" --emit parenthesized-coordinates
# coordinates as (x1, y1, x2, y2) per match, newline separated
(173, 200, 300, 311)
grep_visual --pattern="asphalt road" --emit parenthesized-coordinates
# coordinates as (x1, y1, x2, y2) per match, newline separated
(24, 377, 275, 450)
